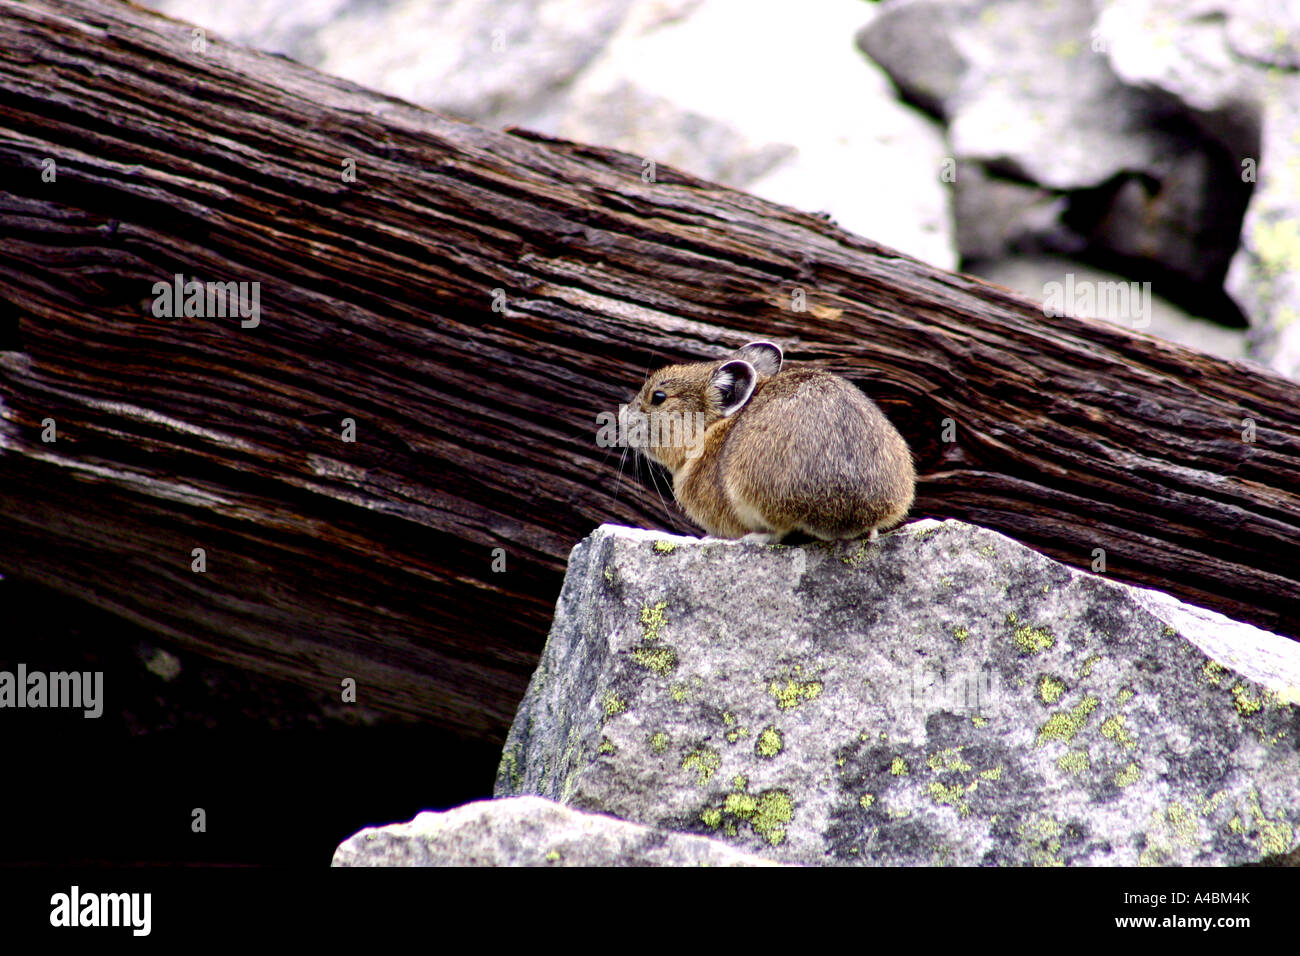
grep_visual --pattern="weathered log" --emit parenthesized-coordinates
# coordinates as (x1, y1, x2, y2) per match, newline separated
(1, 0, 1297, 744)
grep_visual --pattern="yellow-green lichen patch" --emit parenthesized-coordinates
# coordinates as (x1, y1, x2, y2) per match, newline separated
(1100, 714, 1136, 749)
(597, 737, 617, 756)
(724, 791, 757, 817)
(603, 567, 614, 584)
(1168, 803, 1197, 843)
(979, 767, 1003, 781)
(768, 678, 823, 711)
(972, 716, 988, 728)
(602, 692, 626, 717)
(722, 711, 735, 726)
(648, 732, 669, 755)
(841, 540, 873, 567)
(545, 849, 562, 863)
(681, 746, 721, 785)
(1037, 675, 1066, 705)
(927, 748, 972, 773)
(1079, 654, 1102, 679)
(1036, 695, 1100, 746)
(725, 726, 749, 744)
(1247, 789, 1295, 858)
(886, 806, 912, 819)
(1197, 790, 1229, 818)
(751, 791, 795, 846)
(890, 756, 910, 776)
(1009, 614, 1055, 655)
(700, 808, 722, 829)
(953, 625, 970, 643)
(652, 540, 677, 554)
(499, 747, 523, 792)
(1054, 38, 1081, 58)
(859, 794, 876, 810)
(1057, 750, 1090, 775)
(669, 683, 689, 702)
(1230, 683, 1262, 717)
(1138, 803, 1200, 866)
(639, 601, 668, 641)
(711, 782, 795, 847)
(928, 781, 972, 817)
(1115, 762, 1141, 787)
(1017, 816, 1064, 867)
(1115, 687, 1135, 706)
(632, 645, 678, 676)
(733, 774, 748, 789)
(1202, 660, 1227, 686)
(559, 761, 583, 804)
(1161, 624, 1177, 637)
(1253, 216, 1300, 278)
(755, 726, 783, 759)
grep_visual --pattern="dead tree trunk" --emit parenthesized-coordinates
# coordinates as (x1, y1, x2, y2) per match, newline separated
(1, 0, 1297, 742)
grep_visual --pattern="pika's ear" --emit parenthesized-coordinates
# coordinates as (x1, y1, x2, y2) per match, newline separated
(732, 341, 782, 377)
(711, 360, 758, 417)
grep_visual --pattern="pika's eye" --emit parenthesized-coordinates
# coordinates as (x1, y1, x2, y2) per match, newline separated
(650, 390, 667, 406)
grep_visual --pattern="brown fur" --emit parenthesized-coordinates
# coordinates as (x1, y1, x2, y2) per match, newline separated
(626, 341, 916, 541)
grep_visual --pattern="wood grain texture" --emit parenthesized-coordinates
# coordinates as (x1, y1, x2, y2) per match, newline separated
(1, 0, 1297, 743)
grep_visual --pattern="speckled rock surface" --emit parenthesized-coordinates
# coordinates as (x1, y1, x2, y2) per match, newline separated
(495, 520, 1300, 866)
(331, 795, 780, 866)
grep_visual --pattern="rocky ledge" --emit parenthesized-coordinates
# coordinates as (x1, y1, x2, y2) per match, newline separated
(490, 519, 1299, 866)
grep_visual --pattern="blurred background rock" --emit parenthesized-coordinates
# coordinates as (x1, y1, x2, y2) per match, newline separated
(144, 0, 1300, 378)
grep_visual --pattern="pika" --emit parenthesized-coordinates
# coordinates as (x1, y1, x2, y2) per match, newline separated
(623, 340, 915, 542)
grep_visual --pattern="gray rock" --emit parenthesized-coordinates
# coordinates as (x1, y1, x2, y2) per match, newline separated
(145, 0, 955, 268)
(545, 81, 796, 190)
(863, 0, 1192, 191)
(1099, 0, 1263, 155)
(1228, 137, 1300, 382)
(863, 0, 1248, 304)
(855, 0, 967, 119)
(952, 166, 1075, 262)
(331, 795, 781, 866)
(496, 520, 1300, 866)
(1226, 70, 1300, 380)
(145, 0, 641, 127)
(1097, 0, 1300, 379)
(553, 1, 955, 266)
(971, 256, 1249, 362)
